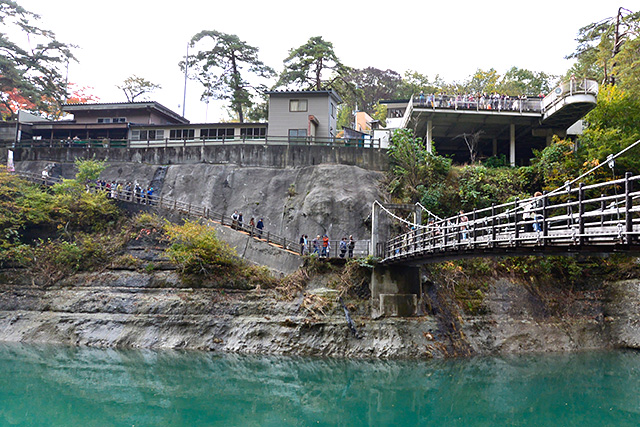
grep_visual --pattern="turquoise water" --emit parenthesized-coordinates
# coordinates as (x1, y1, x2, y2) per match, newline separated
(1, 344, 640, 426)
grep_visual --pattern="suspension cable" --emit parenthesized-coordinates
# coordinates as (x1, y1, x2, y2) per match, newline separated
(373, 201, 428, 229)
(415, 202, 443, 221)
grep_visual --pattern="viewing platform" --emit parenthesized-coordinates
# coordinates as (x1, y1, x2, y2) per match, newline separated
(382, 79, 599, 165)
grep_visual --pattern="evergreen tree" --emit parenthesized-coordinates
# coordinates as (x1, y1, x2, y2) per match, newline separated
(0, 0, 75, 119)
(276, 36, 349, 92)
(182, 30, 274, 123)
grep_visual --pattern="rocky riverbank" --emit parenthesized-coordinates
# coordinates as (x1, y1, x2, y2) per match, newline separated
(1, 263, 639, 358)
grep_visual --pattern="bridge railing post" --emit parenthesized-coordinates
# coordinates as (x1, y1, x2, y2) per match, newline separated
(625, 172, 633, 243)
(491, 204, 496, 248)
(600, 193, 605, 228)
(578, 183, 585, 245)
(443, 220, 449, 249)
(514, 198, 519, 247)
(472, 208, 477, 249)
(542, 193, 548, 246)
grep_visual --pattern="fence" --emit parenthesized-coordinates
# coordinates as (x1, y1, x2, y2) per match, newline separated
(2, 135, 382, 150)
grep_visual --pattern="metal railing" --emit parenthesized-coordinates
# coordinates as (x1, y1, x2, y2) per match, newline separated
(300, 239, 370, 259)
(3, 135, 382, 150)
(413, 94, 543, 113)
(541, 78, 599, 115)
(380, 173, 640, 263)
(13, 171, 370, 258)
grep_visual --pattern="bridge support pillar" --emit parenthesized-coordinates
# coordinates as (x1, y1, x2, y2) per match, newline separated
(426, 120, 433, 153)
(371, 265, 421, 317)
(509, 124, 516, 167)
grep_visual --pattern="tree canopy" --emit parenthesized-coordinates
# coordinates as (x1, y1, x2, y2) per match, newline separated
(567, 7, 640, 87)
(277, 36, 349, 92)
(182, 30, 274, 123)
(116, 75, 161, 103)
(0, 0, 75, 119)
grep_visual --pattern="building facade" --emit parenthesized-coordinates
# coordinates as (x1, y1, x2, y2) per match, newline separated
(266, 90, 341, 141)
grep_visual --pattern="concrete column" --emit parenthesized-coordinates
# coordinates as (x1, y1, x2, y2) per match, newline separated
(370, 202, 378, 256)
(425, 120, 433, 153)
(492, 138, 498, 156)
(509, 124, 516, 167)
(371, 265, 421, 317)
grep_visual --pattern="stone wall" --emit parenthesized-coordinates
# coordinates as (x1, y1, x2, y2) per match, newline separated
(4, 144, 389, 171)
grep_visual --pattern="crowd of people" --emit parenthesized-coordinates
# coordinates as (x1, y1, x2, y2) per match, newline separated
(91, 179, 155, 204)
(230, 210, 264, 236)
(298, 234, 357, 258)
(414, 91, 543, 113)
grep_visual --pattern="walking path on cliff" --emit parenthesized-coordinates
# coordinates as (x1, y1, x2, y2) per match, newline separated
(14, 171, 370, 259)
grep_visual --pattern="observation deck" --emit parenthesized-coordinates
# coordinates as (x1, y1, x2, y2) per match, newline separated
(382, 79, 598, 165)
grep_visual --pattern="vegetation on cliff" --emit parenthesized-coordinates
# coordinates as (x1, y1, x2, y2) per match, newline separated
(0, 164, 276, 289)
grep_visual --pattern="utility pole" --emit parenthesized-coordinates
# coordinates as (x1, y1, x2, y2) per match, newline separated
(182, 43, 189, 117)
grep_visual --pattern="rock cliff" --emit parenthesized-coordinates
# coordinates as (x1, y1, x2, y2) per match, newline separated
(15, 160, 384, 244)
(1, 266, 639, 358)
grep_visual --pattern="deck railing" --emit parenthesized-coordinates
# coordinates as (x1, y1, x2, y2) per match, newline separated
(413, 94, 543, 113)
(2, 135, 382, 150)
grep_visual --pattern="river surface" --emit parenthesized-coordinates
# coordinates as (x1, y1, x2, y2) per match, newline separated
(1, 343, 639, 426)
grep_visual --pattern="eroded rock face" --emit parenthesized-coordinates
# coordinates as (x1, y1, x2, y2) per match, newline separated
(1, 268, 639, 359)
(461, 279, 610, 355)
(158, 163, 383, 242)
(0, 270, 440, 358)
(16, 160, 384, 243)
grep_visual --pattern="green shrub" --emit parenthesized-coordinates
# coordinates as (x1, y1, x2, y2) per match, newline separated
(165, 220, 239, 275)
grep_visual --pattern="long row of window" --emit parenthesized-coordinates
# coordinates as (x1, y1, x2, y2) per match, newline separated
(130, 127, 266, 141)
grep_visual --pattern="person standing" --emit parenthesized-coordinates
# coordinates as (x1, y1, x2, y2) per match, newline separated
(312, 235, 320, 255)
(256, 217, 264, 237)
(533, 191, 544, 232)
(322, 234, 330, 257)
(238, 212, 244, 229)
(231, 210, 239, 229)
(459, 210, 469, 240)
(347, 235, 356, 258)
(299, 234, 306, 255)
(339, 237, 347, 258)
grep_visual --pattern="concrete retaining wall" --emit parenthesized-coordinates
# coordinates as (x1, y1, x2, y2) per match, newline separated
(3, 144, 389, 171)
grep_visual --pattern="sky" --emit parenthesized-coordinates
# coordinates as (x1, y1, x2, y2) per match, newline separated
(16, 0, 630, 123)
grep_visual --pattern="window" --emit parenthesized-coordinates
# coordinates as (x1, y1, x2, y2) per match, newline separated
(170, 129, 195, 140)
(200, 128, 234, 140)
(288, 129, 307, 142)
(240, 127, 266, 139)
(289, 99, 308, 112)
(112, 117, 126, 123)
(97, 118, 111, 123)
(131, 130, 164, 141)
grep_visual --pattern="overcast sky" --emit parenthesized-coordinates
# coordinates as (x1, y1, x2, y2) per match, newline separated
(18, 0, 627, 123)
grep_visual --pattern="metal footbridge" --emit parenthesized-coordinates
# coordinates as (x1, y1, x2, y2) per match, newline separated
(375, 143, 640, 265)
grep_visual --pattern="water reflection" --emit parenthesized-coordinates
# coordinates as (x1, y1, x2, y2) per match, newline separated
(1, 343, 640, 426)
